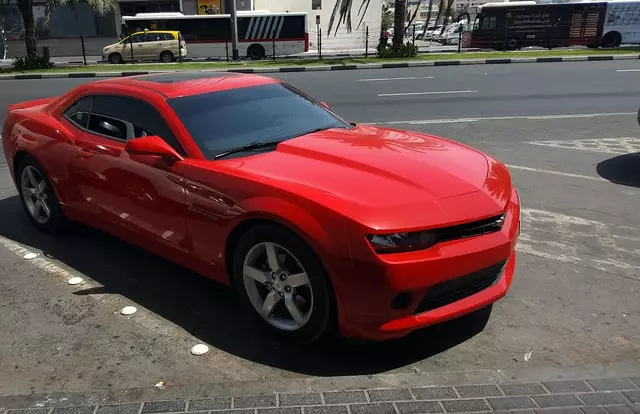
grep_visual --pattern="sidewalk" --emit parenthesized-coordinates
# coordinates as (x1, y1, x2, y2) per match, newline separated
(1, 365, 639, 414)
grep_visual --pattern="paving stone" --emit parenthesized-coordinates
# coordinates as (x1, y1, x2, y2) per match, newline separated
(257, 408, 301, 414)
(367, 388, 413, 402)
(7, 410, 50, 414)
(488, 397, 538, 410)
(411, 387, 457, 400)
(586, 380, 637, 392)
(533, 395, 583, 408)
(441, 399, 490, 413)
(623, 391, 640, 404)
(212, 410, 254, 414)
(302, 406, 348, 414)
(97, 404, 141, 414)
(580, 407, 608, 414)
(542, 382, 592, 394)
(501, 384, 549, 396)
(322, 392, 367, 405)
(142, 400, 186, 413)
(578, 393, 627, 406)
(395, 401, 443, 413)
(603, 406, 636, 414)
(277, 394, 322, 407)
(189, 398, 232, 411)
(455, 385, 503, 398)
(349, 403, 396, 414)
(52, 407, 96, 414)
(234, 396, 277, 409)
(535, 409, 583, 414)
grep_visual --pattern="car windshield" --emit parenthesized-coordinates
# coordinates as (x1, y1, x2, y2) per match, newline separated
(167, 83, 351, 160)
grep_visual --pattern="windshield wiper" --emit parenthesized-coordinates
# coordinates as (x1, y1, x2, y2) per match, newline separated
(214, 140, 284, 160)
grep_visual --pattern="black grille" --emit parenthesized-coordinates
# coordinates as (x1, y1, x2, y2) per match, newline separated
(414, 260, 507, 314)
(434, 214, 506, 244)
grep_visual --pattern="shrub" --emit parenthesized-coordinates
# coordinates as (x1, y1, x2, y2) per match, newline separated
(377, 41, 419, 58)
(13, 55, 54, 70)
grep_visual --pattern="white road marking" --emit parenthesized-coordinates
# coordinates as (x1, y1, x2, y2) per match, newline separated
(526, 137, 640, 154)
(506, 164, 606, 182)
(517, 208, 640, 279)
(365, 112, 636, 125)
(377, 90, 477, 97)
(617, 68, 640, 72)
(359, 76, 435, 82)
(0, 234, 261, 381)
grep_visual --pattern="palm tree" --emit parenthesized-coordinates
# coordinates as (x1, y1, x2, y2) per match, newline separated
(328, 0, 408, 49)
(15, 0, 116, 57)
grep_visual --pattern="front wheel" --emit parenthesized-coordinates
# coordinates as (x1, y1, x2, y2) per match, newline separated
(16, 156, 66, 234)
(232, 225, 336, 345)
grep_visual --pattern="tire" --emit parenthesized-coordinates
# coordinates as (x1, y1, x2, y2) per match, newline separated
(232, 224, 336, 345)
(247, 44, 265, 60)
(16, 156, 66, 234)
(506, 38, 518, 51)
(160, 51, 174, 63)
(108, 53, 123, 64)
(602, 31, 621, 48)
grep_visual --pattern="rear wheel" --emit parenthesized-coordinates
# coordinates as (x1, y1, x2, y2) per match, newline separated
(506, 38, 518, 50)
(160, 51, 174, 63)
(16, 156, 66, 234)
(232, 225, 335, 345)
(247, 44, 265, 60)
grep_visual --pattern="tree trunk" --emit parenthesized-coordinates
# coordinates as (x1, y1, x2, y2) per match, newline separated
(392, 0, 406, 49)
(17, 0, 37, 57)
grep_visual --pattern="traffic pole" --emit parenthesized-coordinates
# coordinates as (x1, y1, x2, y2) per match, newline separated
(229, 0, 240, 60)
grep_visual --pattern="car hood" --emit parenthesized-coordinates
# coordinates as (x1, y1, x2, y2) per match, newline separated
(225, 125, 511, 230)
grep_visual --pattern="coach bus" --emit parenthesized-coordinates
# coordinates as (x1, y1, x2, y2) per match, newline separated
(122, 11, 309, 60)
(466, 1, 608, 50)
(596, 0, 640, 46)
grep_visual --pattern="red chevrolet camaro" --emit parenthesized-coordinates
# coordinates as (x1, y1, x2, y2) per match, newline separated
(2, 72, 521, 345)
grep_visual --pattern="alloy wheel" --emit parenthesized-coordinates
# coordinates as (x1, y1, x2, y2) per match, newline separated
(20, 165, 51, 224)
(242, 242, 314, 331)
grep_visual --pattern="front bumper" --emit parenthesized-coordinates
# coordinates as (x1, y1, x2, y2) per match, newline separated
(334, 188, 521, 341)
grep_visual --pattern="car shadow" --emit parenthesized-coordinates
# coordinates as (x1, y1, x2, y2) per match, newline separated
(596, 153, 640, 188)
(0, 195, 491, 377)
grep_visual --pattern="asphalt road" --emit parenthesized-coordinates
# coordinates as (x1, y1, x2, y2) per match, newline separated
(0, 60, 639, 396)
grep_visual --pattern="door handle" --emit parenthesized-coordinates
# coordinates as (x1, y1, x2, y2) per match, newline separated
(78, 148, 94, 159)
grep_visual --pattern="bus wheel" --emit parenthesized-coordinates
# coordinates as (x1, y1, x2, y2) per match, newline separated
(248, 44, 266, 60)
(602, 31, 621, 48)
(160, 51, 174, 63)
(108, 53, 123, 64)
(506, 38, 518, 50)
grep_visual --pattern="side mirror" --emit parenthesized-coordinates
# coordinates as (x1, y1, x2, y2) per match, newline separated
(125, 135, 183, 161)
(320, 101, 330, 109)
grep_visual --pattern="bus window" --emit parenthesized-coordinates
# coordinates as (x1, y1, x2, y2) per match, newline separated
(473, 15, 483, 30)
(482, 16, 497, 30)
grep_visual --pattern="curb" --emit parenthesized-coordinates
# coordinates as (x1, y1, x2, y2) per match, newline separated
(1, 53, 639, 80)
(0, 362, 638, 409)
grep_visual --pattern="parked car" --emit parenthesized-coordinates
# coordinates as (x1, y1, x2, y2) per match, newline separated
(2, 72, 521, 345)
(102, 30, 187, 64)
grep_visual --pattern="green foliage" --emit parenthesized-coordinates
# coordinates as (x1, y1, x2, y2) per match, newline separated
(12, 54, 54, 70)
(377, 41, 419, 58)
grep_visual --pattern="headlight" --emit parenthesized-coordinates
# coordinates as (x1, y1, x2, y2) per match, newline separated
(366, 231, 436, 254)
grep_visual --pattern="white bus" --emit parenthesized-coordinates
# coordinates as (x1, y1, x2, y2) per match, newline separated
(600, 0, 640, 46)
(122, 11, 309, 60)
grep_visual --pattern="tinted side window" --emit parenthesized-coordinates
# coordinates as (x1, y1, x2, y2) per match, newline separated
(63, 96, 93, 128)
(131, 33, 146, 43)
(88, 113, 129, 139)
(90, 95, 184, 153)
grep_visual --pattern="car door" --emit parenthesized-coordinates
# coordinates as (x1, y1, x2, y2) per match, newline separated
(127, 33, 150, 61)
(64, 94, 191, 259)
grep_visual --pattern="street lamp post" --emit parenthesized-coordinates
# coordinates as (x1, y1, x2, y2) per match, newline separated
(229, 0, 240, 60)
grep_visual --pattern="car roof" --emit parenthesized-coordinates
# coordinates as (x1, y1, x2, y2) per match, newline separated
(92, 71, 281, 99)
